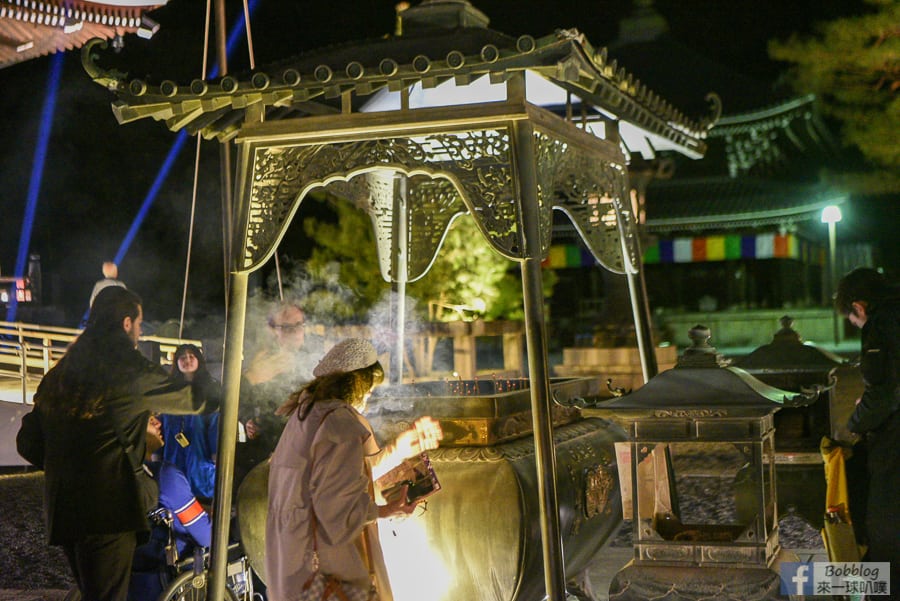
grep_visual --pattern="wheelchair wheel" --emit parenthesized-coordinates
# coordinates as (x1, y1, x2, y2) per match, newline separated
(158, 569, 239, 601)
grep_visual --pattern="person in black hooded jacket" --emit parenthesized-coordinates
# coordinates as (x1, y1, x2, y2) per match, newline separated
(835, 267, 899, 597)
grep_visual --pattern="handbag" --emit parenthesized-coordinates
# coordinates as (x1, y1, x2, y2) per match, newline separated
(298, 469, 375, 601)
(298, 562, 372, 601)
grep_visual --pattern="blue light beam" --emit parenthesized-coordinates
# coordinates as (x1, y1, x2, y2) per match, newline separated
(78, 0, 260, 324)
(113, 0, 260, 265)
(112, 129, 191, 266)
(6, 52, 64, 322)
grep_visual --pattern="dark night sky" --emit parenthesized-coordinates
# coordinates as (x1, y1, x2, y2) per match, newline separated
(0, 0, 890, 326)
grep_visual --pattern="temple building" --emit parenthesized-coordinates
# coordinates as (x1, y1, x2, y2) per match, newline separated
(546, 0, 867, 351)
(0, 0, 165, 69)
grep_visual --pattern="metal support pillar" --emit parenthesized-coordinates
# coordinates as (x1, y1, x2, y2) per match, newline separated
(208, 270, 248, 600)
(620, 186, 657, 383)
(214, 0, 233, 304)
(391, 173, 408, 385)
(624, 253, 658, 382)
(512, 120, 568, 601)
(210, 3, 238, 594)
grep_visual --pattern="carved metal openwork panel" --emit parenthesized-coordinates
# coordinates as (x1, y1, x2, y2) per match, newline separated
(410, 130, 523, 260)
(401, 177, 467, 281)
(244, 145, 319, 270)
(533, 133, 566, 257)
(542, 132, 638, 275)
(244, 129, 532, 272)
(364, 174, 467, 282)
(243, 123, 637, 276)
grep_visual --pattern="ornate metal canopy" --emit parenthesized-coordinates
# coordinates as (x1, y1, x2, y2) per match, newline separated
(83, 0, 715, 281)
(234, 101, 636, 280)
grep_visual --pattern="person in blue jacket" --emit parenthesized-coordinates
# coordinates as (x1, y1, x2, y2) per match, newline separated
(160, 344, 221, 503)
(130, 415, 213, 601)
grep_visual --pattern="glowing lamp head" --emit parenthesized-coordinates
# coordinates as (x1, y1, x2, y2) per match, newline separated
(821, 205, 842, 224)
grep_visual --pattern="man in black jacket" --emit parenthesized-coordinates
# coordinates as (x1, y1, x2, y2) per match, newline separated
(17, 286, 204, 601)
(835, 267, 899, 597)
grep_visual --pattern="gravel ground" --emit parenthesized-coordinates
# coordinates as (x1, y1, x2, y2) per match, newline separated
(0, 470, 73, 592)
(0, 466, 822, 597)
(607, 474, 823, 549)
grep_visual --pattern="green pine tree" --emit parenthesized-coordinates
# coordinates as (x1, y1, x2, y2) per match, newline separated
(768, 0, 900, 191)
(301, 194, 556, 323)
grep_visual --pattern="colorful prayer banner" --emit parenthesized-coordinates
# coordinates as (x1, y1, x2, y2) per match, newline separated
(542, 245, 597, 268)
(544, 233, 818, 268)
(642, 233, 813, 264)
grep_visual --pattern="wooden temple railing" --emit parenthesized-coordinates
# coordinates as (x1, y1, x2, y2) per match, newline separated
(308, 320, 526, 381)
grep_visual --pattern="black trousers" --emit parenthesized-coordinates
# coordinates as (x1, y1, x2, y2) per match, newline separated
(62, 531, 136, 601)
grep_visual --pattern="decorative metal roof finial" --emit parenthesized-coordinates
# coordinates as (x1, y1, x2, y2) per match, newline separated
(773, 315, 802, 343)
(678, 324, 730, 368)
(395, 2, 410, 37)
(400, 0, 489, 32)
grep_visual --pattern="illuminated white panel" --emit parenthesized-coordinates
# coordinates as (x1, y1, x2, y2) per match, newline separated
(362, 70, 574, 112)
(361, 69, 698, 160)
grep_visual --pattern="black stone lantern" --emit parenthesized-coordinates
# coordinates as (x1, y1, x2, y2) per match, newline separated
(734, 315, 849, 450)
(734, 315, 861, 528)
(587, 325, 820, 601)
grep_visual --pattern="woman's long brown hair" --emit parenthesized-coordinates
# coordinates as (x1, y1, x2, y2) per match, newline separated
(277, 361, 384, 419)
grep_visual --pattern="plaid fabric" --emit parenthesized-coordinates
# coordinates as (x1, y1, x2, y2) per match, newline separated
(299, 571, 373, 601)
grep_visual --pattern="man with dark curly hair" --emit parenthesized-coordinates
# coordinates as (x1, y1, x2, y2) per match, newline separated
(17, 286, 204, 601)
(835, 267, 899, 595)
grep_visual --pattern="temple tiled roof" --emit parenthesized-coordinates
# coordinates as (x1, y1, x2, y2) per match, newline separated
(603, 2, 847, 237)
(0, 0, 165, 69)
(637, 95, 846, 235)
(644, 175, 846, 233)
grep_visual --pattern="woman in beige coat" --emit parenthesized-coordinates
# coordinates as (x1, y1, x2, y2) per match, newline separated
(265, 338, 441, 601)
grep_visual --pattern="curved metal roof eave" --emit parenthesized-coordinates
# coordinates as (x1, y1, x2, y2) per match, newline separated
(82, 27, 713, 159)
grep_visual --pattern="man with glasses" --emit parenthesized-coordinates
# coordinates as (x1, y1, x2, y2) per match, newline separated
(834, 267, 899, 595)
(235, 301, 315, 489)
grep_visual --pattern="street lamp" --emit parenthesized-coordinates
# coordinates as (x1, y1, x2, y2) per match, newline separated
(821, 204, 842, 346)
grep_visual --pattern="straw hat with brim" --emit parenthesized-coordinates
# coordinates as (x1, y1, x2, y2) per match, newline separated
(313, 338, 378, 378)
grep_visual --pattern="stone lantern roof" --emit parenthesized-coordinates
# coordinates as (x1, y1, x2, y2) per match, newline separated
(593, 325, 820, 419)
(735, 315, 846, 374)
